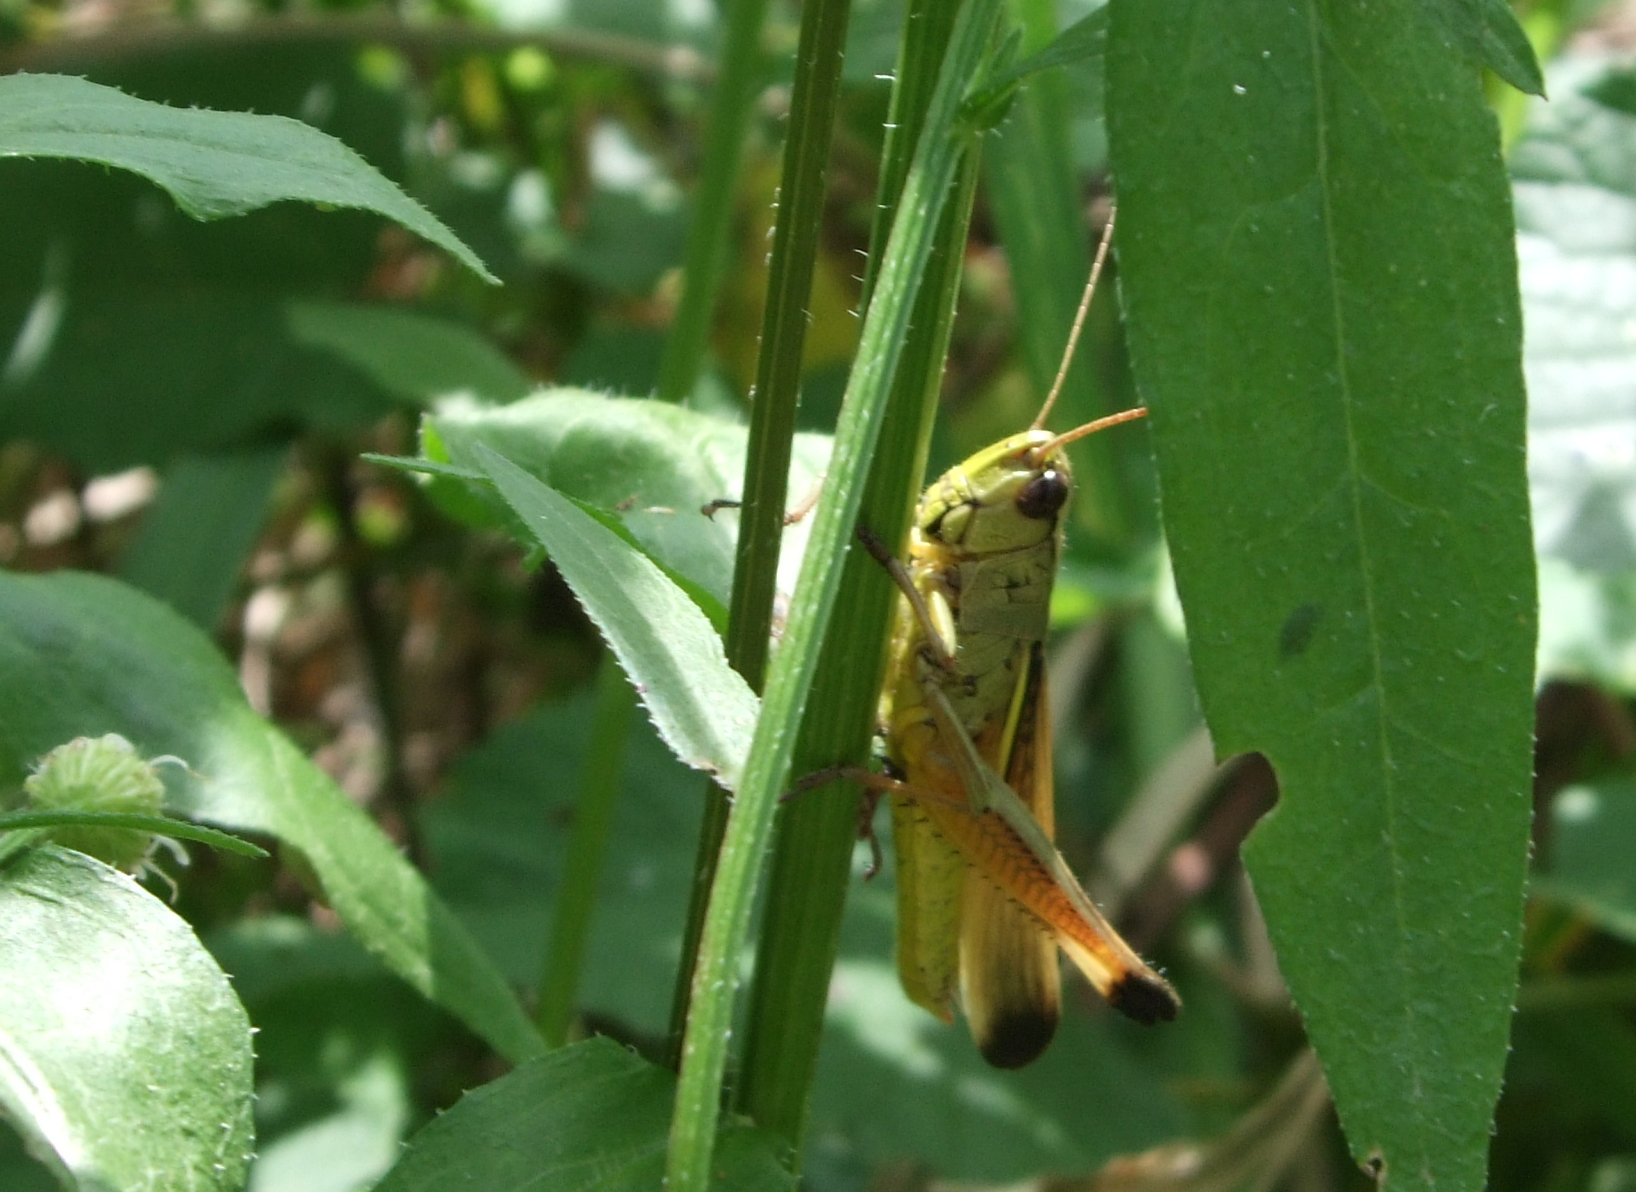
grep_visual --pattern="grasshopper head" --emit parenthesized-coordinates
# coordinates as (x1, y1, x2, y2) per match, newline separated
(918, 430, 1070, 554)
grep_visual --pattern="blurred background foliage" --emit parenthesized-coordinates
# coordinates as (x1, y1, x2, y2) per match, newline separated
(3, 0, 1636, 1188)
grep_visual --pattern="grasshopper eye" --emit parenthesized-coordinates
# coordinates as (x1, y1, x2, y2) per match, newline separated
(1015, 470, 1068, 520)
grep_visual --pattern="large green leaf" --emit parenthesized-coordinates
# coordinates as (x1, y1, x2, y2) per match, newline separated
(1108, 4, 1535, 1191)
(374, 1037, 791, 1192)
(420, 695, 703, 1034)
(0, 73, 494, 281)
(0, 570, 544, 1066)
(0, 846, 254, 1192)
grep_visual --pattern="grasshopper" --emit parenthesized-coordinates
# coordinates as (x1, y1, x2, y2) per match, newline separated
(847, 212, 1180, 1067)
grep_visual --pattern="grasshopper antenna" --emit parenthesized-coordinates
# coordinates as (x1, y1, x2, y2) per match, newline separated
(1032, 205, 1118, 432)
(1042, 404, 1148, 456)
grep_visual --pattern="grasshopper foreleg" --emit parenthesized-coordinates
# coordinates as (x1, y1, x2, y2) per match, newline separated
(856, 525, 956, 671)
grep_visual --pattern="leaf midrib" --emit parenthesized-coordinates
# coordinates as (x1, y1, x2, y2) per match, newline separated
(1303, 0, 1428, 1171)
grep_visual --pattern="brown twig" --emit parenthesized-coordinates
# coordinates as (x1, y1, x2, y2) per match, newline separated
(0, 15, 712, 82)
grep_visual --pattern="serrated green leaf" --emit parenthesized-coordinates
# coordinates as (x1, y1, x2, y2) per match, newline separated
(0, 846, 254, 1191)
(476, 446, 759, 790)
(1404, 0, 1546, 98)
(374, 1037, 793, 1192)
(1108, 4, 1535, 1191)
(0, 73, 496, 281)
(424, 390, 830, 612)
(0, 570, 544, 1066)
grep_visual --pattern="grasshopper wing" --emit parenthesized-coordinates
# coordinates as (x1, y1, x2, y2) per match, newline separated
(959, 644, 1061, 1067)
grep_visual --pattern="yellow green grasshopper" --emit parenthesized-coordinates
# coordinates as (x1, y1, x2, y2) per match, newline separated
(838, 212, 1180, 1067)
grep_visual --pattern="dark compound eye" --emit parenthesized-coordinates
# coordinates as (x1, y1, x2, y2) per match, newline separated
(1015, 470, 1069, 520)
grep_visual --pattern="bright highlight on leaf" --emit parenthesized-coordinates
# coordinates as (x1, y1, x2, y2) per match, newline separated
(0, 848, 255, 1192)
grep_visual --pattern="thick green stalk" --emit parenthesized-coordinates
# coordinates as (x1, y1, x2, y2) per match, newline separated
(663, 3, 1001, 1187)
(534, 656, 636, 1048)
(665, 0, 857, 1067)
(859, 0, 962, 311)
(655, 0, 775, 403)
(733, 0, 973, 1145)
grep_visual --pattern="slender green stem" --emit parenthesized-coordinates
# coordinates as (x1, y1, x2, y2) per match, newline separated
(655, 0, 775, 403)
(663, 4, 1002, 1187)
(858, 0, 961, 312)
(735, 0, 977, 1143)
(534, 656, 637, 1048)
(666, 0, 857, 1066)
(0, 813, 266, 858)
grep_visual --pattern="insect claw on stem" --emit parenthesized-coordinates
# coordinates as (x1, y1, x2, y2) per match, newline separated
(700, 498, 741, 520)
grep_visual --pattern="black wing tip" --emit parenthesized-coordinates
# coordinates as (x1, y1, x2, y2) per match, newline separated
(1110, 973, 1181, 1025)
(976, 1009, 1059, 1069)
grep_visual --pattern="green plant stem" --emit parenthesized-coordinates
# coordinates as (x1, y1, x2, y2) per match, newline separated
(734, 0, 974, 1146)
(534, 656, 637, 1048)
(663, 3, 1001, 1186)
(656, 0, 775, 403)
(666, 0, 856, 1066)
(858, 0, 961, 311)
